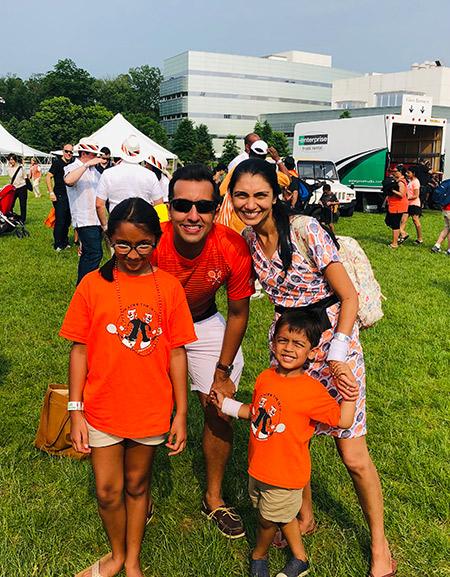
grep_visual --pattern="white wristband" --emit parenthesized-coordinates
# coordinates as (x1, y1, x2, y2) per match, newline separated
(221, 397, 243, 419)
(67, 401, 84, 411)
(327, 338, 349, 362)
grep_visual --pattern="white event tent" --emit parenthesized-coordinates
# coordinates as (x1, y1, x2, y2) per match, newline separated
(0, 122, 52, 160)
(89, 113, 177, 162)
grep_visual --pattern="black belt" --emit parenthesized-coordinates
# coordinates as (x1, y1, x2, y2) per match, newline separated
(274, 294, 339, 331)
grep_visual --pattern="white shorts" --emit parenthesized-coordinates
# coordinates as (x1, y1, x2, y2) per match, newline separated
(186, 312, 244, 395)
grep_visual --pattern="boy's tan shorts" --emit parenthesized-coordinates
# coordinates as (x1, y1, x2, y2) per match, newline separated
(86, 421, 167, 448)
(248, 475, 303, 524)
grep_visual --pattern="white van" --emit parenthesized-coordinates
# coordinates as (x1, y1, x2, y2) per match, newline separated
(295, 158, 357, 217)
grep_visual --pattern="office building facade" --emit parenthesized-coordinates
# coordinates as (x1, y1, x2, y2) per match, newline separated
(160, 50, 359, 154)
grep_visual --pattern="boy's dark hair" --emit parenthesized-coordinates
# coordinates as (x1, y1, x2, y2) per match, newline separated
(322, 183, 331, 193)
(168, 163, 218, 202)
(273, 310, 323, 348)
(99, 197, 162, 282)
(100, 146, 111, 155)
(284, 156, 296, 170)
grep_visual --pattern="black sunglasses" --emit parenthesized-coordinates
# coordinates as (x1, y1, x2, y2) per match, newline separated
(170, 198, 217, 214)
(63, 149, 73, 154)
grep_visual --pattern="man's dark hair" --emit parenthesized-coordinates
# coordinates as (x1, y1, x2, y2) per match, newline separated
(284, 156, 296, 170)
(213, 163, 227, 174)
(168, 163, 218, 202)
(7, 153, 17, 161)
(100, 147, 111, 155)
(273, 310, 323, 348)
(322, 183, 331, 192)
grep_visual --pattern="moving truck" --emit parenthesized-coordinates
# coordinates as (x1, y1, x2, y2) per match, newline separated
(293, 113, 447, 212)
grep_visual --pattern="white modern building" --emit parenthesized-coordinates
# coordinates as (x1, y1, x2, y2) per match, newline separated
(160, 50, 360, 154)
(333, 60, 450, 109)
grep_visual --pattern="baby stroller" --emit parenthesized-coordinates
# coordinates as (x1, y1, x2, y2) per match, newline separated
(0, 184, 30, 238)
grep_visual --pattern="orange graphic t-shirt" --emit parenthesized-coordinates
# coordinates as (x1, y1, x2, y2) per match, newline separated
(59, 268, 197, 438)
(152, 222, 254, 321)
(248, 368, 341, 489)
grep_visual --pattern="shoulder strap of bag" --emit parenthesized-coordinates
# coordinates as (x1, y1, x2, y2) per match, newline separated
(11, 166, 21, 185)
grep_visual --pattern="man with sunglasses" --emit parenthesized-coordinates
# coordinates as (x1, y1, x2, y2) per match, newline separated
(46, 143, 75, 251)
(152, 164, 254, 539)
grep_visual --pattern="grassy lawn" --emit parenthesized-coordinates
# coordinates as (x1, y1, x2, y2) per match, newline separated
(0, 178, 449, 577)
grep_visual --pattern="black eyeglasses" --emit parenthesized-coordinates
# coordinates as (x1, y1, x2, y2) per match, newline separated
(63, 149, 73, 155)
(170, 198, 217, 214)
(112, 241, 157, 256)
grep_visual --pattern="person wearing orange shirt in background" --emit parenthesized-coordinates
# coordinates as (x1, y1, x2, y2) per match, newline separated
(211, 310, 359, 577)
(385, 165, 408, 248)
(29, 157, 41, 198)
(151, 164, 254, 539)
(60, 198, 196, 577)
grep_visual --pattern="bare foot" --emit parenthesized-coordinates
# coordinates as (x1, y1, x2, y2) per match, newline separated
(80, 553, 124, 577)
(370, 539, 395, 577)
(125, 561, 145, 577)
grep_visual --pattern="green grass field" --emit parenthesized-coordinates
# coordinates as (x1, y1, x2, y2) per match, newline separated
(0, 179, 449, 577)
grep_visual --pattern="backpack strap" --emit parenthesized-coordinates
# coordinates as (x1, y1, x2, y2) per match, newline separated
(10, 166, 21, 185)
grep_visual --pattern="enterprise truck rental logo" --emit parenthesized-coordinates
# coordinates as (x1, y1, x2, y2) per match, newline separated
(298, 134, 328, 146)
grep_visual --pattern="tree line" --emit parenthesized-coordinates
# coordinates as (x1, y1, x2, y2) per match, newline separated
(0, 59, 290, 162)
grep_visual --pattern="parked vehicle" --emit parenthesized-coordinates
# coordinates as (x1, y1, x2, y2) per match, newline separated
(293, 114, 447, 212)
(295, 158, 357, 217)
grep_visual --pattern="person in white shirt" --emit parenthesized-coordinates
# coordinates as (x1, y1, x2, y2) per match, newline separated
(227, 132, 260, 172)
(95, 136, 163, 230)
(64, 138, 104, 284)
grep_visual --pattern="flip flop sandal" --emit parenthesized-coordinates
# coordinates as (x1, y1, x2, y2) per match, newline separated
(145, 500, 155, 526)
(75, 553, 111, 577)
(369, 559, 397, 577)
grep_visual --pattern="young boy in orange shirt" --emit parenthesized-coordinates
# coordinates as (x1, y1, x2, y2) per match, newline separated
(211, 310, 358, 577)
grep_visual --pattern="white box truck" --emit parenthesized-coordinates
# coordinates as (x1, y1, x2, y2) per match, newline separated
(293, 113, 447, 212)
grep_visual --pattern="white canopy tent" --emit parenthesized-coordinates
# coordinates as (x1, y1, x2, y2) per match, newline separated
(0, 122, 52, 175)
(0, 122, 51, 159)
(89, 113, 177, 163)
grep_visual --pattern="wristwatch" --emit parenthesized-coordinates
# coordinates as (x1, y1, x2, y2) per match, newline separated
(216, 362, 234, 377)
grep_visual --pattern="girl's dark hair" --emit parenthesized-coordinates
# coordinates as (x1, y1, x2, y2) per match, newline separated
(229, 158, 293, 271)
(273, 310, 323, 349)
(406, 166, 418, 176)
(99, 197, 162, 282)
(148, 164, 162, 181)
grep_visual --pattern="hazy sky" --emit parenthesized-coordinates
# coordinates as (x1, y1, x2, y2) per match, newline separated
(3, 0, 450, 78)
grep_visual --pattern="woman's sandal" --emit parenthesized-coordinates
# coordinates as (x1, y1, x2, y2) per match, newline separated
(145, 500, 155, 526)
(75, 553, 112, 577)
(369, 559, 398, 577)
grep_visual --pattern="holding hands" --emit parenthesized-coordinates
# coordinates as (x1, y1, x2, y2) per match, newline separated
(329, 360, 359, 401)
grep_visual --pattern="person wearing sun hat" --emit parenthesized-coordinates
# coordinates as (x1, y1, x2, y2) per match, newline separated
(96, 135, 163, 231)
(144, 152, 171, 203)
(64, 137, 104, 284)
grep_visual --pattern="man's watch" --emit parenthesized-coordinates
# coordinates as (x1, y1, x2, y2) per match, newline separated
(216, 362, 234, 377)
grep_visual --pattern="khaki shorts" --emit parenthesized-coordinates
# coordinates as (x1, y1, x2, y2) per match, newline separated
(248, 476, 303, 524)
(86, 421, 167, 448)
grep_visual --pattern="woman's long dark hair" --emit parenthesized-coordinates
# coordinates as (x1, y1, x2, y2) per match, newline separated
(229, 158, 293, 271)
(99, 197, 162, 282)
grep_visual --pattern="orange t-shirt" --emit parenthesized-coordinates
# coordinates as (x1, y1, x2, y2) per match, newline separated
(248, 368, 341, 489)
(387, 177, 408, 213)
(59, 268, 197, 438)
(151, 222, 254, 321)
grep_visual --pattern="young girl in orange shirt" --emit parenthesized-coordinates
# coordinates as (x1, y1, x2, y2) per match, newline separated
(60, 197, 196, 577)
